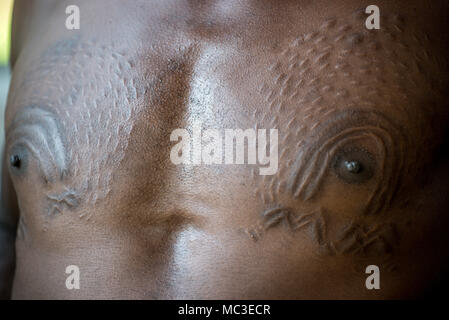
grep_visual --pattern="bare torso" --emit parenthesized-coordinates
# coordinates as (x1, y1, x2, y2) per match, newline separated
(2, 0, 449, 299)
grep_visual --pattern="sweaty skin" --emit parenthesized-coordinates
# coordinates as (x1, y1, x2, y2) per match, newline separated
(1, 0, 449, 299)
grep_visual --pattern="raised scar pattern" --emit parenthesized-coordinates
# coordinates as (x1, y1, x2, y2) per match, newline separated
(6, 106, 83, 218)
(9, 35, 200, 223)
(249, 204, 401, 261)
(8, 35, 147, 221)
(7, 106, 69, 183)
(46, 188, 81, 217)
(246, 9, 449, 262)
(288, 108, 407, 216)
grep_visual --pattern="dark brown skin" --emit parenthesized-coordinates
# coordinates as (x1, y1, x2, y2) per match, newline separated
(1, 0, 449, 299)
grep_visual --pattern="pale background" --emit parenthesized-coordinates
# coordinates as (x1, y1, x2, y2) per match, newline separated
(0, 0, 14, 171)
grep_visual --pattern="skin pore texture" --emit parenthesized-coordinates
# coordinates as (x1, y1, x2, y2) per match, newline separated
(1, 0, 449, 299)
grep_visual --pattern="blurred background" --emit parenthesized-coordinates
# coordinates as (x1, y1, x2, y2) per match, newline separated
(0, 0, 13, 166)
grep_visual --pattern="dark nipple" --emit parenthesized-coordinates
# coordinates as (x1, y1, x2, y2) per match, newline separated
(10, 154, 22, 169)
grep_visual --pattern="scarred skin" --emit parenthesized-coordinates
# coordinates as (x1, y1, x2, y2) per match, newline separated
(1, 0, 449, 299)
